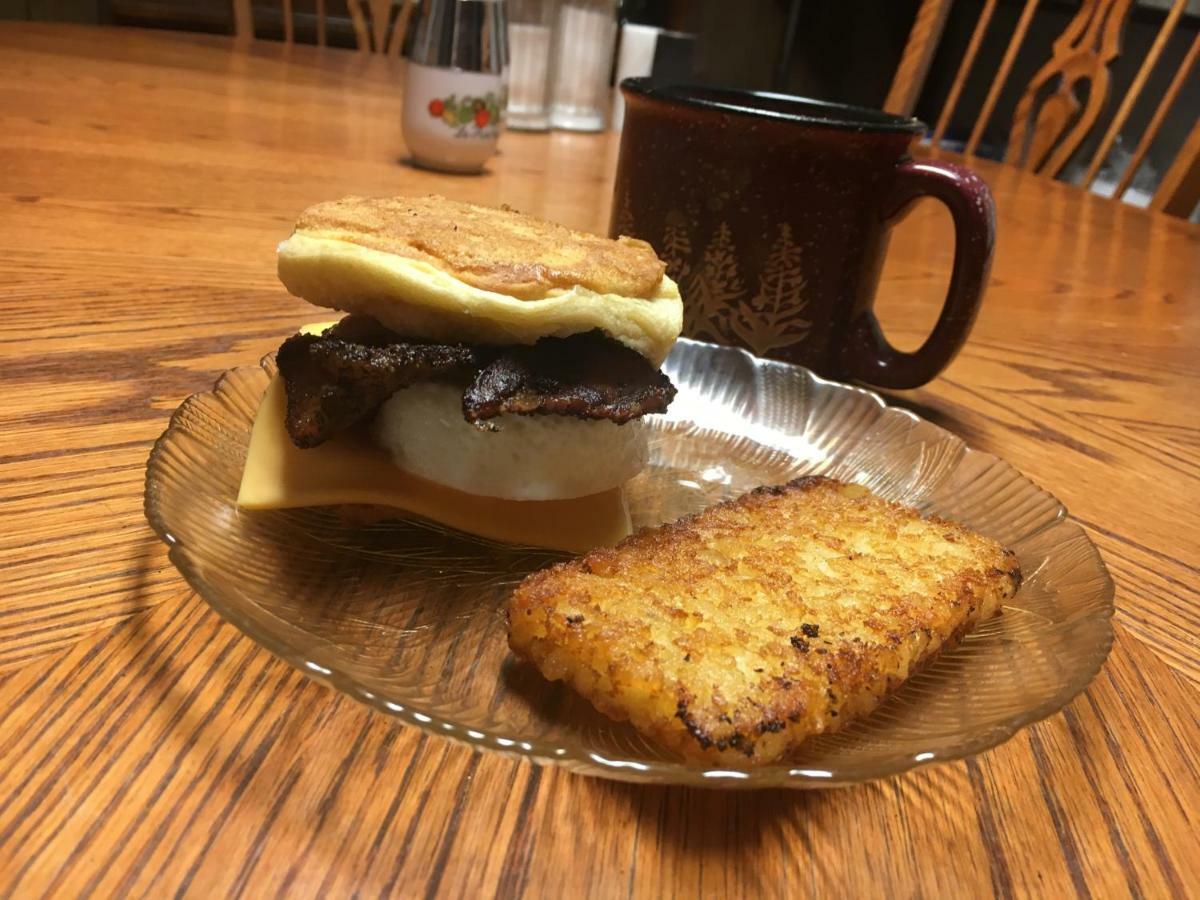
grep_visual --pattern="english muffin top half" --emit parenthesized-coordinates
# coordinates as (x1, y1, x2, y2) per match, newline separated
(277, 195, 684, 365)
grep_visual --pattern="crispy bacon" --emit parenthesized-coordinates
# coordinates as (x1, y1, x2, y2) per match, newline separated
(275, 317, 676, 448)
(462, 332, 675, 424)
(275, 317, 480, 448)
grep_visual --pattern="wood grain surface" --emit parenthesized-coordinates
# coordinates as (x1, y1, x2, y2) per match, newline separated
(1, 23, 1198, 898)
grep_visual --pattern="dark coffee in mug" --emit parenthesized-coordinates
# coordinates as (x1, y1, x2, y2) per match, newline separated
(609, 80, 995, 389)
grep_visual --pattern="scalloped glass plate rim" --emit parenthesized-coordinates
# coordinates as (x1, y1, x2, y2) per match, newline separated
(144, 338, 1115, 789)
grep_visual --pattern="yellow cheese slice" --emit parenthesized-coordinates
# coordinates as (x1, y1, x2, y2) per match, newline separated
(236, 373, 632, 553)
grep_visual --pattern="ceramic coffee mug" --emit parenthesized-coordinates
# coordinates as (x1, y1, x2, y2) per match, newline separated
(609, 80, 995, 389)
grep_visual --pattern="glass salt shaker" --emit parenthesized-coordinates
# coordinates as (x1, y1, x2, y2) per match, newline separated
(549, 0, 617, 132)
(506, 0, 558, 131)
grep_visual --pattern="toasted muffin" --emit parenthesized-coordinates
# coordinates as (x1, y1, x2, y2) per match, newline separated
(277, 195, 683, 364)
(507, 477, 1022, 764)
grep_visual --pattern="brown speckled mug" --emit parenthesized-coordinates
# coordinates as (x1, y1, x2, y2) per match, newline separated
(610, 80, 995, 389)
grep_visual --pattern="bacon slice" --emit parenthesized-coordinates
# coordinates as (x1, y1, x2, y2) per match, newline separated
(275, 317, 480, 448)
(462, 332, 675, 424)
(275, 317, 676, 448)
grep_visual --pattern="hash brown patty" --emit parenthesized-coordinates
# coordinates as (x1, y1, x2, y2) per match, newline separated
(507, 476, 1021, 765)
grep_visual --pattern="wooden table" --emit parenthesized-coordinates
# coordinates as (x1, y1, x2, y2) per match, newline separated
(2, 23, 1197, 898)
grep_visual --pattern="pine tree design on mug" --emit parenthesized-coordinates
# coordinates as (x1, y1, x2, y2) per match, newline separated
(611, 188, 637, 244)
(685, 221, 744, 342)
(659, 211, 697, 328)
(660, 212, 692, 282)
(728, 223, 811, 357)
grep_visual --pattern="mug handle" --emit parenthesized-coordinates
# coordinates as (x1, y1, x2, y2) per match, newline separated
(839, 159, 995, 390)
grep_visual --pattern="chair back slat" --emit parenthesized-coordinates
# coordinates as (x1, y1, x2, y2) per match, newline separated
(1081, 0, 1189, 188)
(964, 0, 1041, 157)
(1113, 34, 1200, 200)
(368, 0, 392, 53)
(931, 0, 998, 148)
(231, 0, 413, 54)
(884, 0, 954, 117)
(387, 0, 416, 57)
(232, 0, 253, 42)
(1150, 119, 1200, 216)
(346, 1, 373, 49)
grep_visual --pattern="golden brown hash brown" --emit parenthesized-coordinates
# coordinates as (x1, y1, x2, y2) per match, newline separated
(292, 195, 667, 300)
(507, 476, 1021, 765)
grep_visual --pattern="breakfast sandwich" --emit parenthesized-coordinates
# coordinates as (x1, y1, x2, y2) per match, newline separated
(508, 477, 1021, 765)
(237, 195, 684, 551)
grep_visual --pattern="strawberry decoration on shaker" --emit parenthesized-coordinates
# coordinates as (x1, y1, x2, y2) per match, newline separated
(401, 0, 506, 174)
(426, 93, 502, 132)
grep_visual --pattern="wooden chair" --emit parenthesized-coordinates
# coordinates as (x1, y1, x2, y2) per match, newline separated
(885, 0, 1200, 218)
(232, 0, 416, 55)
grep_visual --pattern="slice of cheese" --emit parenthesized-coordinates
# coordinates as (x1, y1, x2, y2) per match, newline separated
(237, 373, 632, 553)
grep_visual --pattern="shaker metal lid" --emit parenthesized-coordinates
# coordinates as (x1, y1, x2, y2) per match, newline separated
(408, 0, 508, 74)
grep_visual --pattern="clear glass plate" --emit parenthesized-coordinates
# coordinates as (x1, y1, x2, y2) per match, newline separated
(144, 339, 1114, 787)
